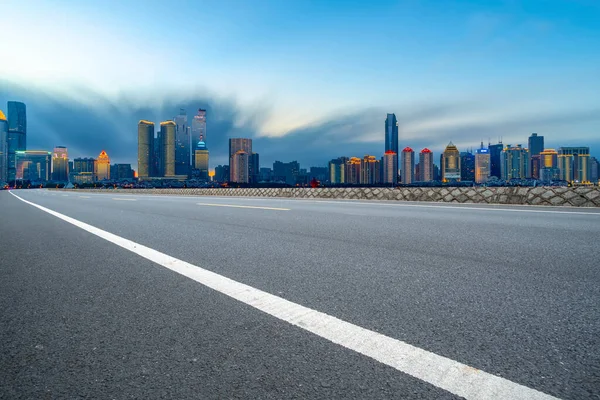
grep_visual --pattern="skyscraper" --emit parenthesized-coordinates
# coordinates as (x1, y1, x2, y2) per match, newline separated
(0, 110, 7, 184)
(231, 150, 249, 183)
(590, 157, 599, 183)
(528, 133, 544, 179)
(15, 151, 52, 182)
(382, 151, 397, 185)
(501, 144, 529, 180)
(418, 148, 433, 182)
(249, 153, 260, 184)
(52, 146, 69, 182)
(97, 150, 111, 180)
(401, 147, 415, 184)
(539, 149, 560, 181)
(345, 157, 361, 184)
(329, 157, 348, 184)
(173, 109, 190, 177)
(385, 114, 398, 177)
(191, 109, 207, 167)
(137, 120, 155, 180)
(194, 139, 209, 181)
(475, 146, 490, 184)
(488, 142, 503, 179)
(442, 142, 461, 182)
(229, 138, 252, 181)
(361, 155, 380, 185)
(273, 160, 300, 185)
(558, 147, 590, 183)
(460, 151, 475, 182)
(160, 121, 176, 177)
(7, 101, 27, 182)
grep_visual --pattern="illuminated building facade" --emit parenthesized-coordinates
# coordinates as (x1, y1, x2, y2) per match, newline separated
(15, 151, 51, 182)
(329, 157, 347, 184)
(401, 147, 415, 184)
(460, 151, 475, 182)
(345, 157, 361, 184)
(442, 142, 461, 182)
(383, 151, 397, 184)
(361, 155, 380, 185)
(501, 144, 529, 180)
(7, 101, 27, 182)
(96, 150, 111, 180)
(160, 121, 176, 177)
(475, 147, 490, 184)
(229, 138, 252, 182)
(539, 149, 560, 181)
(558, 147, 590, 183)
(52, 146, 69, 182)
(191, 109, 206, 168)
(194, 139, 209, 181)
(137, 120, 155, 180)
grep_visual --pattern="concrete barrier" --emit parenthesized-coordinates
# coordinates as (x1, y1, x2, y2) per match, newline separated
(58, 186, 600, 207)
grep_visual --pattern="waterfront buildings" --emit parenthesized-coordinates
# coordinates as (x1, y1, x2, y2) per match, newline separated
(194, 139, 209, 181)
(329, 157, 348, 184)
(96, 150, 111, 181)
(51, 146, 69, 182)
(401, 147, 415, 184)
(382, 151, 397, 185)
(539, 149, 560, 181)
(442, 142, 461, 182)
(489, 142, 503, 179)
(558, 147, 590, 183)
(231, 150, 249, 183)
(137, 120, 154, 180)
(346, 157, 361, 185)
(160, 121, 176, 177)
(229, 138, 252, 182)
(501, 144, 529, 180)
(273, 160, 300, 185)
(174, 109, 190, 177)
(528, 133, 544, 179)
(361, 155, 380, 185)
(460, 151, 475, 182)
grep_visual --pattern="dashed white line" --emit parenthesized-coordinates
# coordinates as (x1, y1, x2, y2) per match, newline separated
(9, 191, 558, 400)
(79, 196, 91, 199)
(112, 198, 137, 201)
(196, 202, 290, 211)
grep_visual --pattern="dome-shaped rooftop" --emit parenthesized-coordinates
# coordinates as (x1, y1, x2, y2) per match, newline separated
(421, 148, 432, 153)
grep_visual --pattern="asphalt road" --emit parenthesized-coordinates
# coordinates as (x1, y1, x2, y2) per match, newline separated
(1, 189, 599, 399)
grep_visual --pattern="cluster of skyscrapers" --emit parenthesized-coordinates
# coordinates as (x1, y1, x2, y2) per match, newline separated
(0, 101, 134, 186)
(137, 109, 209, 181)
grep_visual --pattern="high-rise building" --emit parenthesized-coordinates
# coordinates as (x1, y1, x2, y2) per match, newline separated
(501, 144, 529, 180)
(361, 155, 380, 185)
(488, 142, 503, 179)
(590, 157, 599, 183)
(528, 133, 544, 157)
(383, 151, 397, 185)
(345, 157, 361, 184)
(249, 153, 260, 184)
(417, 148, 433, 182)
(15, 151, 51, 182)
(7, 101, 27, 182)
(460, 151, 475, 182)
(231, 150, 249, 183)
(73, 157, 97, 178)
(160, 121, 176, 177)
(191, 109, 207, 168)
(137, 120, 155, 180)
(475, 146, 490, 184)
(214, 165, 229, 183)
(442, 142, 461, 182)
(385, 114, 399, 177)
(558, 147, 591, 183)
(0, 110, 7, 184)
(401, 147, 415, 184)
(329, 157, 348, 184)
(194, 139, 209, 181)
(273, 160, 300, 185)
(52, 146, 69, 182)
(229, 138, 252, 182)
(96, 150, 111, 180)
(173, 109, 190, 177)
(110, 164, 134, 181)
(539, 149, 560, 181)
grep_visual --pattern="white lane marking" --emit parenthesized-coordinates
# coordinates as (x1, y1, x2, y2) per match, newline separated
(197, 202, 290, 211)
(9, 191, 557, 400)
(112, 198, 137, 201)
(62, 194, 69, 196)
(79, 196, 91, 199)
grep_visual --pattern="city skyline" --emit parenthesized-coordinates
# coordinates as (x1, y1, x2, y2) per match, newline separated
(2, 1, 600, 168)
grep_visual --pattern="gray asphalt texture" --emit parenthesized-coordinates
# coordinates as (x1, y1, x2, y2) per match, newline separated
(1, 189, 599, 399)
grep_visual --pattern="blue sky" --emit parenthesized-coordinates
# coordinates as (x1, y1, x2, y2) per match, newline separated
(1, 0, 599, 167)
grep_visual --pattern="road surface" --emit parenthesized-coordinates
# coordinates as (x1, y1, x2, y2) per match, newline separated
(1, 189, 599, 399)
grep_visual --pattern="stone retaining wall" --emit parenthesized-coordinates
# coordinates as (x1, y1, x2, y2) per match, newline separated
(61, 186, 600, 207)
